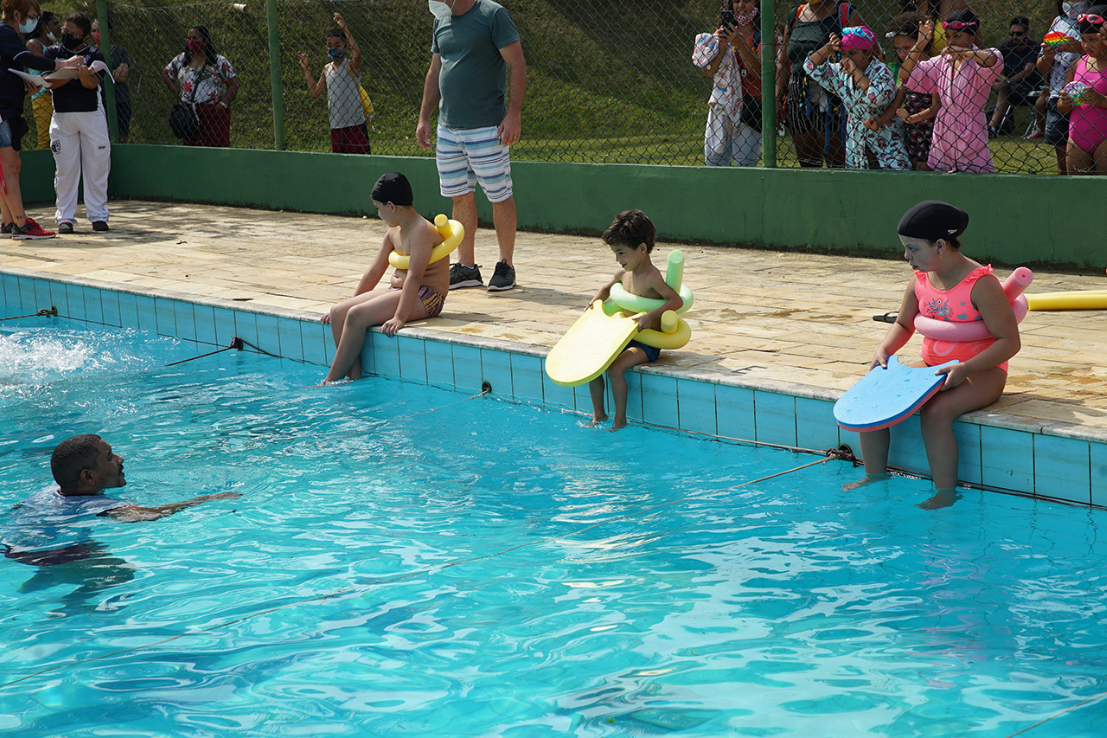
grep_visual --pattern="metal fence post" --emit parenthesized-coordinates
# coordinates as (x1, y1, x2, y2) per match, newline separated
(95, 0, 118, 143)
(266, 0, 286, 150)
(760, 0, 776, 167)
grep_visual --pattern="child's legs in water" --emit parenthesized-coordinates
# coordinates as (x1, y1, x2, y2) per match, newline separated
(919, 366, 1006, 491)
(325, 288, 428, 382)
(607, 347, 651, 429)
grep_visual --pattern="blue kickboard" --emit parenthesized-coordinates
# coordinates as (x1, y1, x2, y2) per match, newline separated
(834, 356, 959, 432)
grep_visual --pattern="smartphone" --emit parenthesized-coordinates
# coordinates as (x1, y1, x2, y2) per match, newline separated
(720, 10, 736, 30)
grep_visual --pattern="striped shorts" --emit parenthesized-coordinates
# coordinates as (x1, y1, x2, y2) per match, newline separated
(435, 124, 514, 203)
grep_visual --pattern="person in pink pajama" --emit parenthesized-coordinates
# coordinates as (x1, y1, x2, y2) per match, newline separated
(899, 10, 1002, 172)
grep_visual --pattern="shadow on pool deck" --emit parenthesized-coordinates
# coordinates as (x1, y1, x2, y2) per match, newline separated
(2, 200, 1105, 438)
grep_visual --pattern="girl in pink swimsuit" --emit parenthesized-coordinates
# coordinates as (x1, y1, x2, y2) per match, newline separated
(846, 201, 1021, 510)
(1058, 7, 1107, 173)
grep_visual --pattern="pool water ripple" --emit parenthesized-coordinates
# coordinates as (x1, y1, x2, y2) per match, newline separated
(2, 317, 1107, 737)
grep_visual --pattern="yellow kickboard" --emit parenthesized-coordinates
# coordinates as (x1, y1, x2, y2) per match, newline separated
(1026, 291, 1107, 311)
(546, 301, 638, 387)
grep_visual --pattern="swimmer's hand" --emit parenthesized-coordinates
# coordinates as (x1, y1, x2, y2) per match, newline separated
(381, 317, 405, 336)
(935, 361, 968, 390)
(633, 313, 654, 331)
(320, 313, 331, 325)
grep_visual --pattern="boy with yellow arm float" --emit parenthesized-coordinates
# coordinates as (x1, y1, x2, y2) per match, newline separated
(320, 172, 458, 384)
(586, 210, 684, 430)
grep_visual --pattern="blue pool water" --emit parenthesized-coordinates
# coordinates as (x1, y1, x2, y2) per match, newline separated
(2, 314, 1107, 737)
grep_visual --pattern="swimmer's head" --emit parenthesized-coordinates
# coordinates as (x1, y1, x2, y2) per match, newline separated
(51, 434, 126, 494)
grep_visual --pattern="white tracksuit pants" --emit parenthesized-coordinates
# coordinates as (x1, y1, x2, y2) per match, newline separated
(49, 109, 111, 225)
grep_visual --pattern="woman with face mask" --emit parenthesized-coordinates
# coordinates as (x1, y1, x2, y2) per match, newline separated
(693, 0, 764, 167)
(160, 24, 238, 147)
(0, 0, 83, 239)
(24, 10, 56, 150)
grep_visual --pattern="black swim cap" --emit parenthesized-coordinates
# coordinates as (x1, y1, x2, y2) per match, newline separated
(897, 200, 969, 242)
(371, 172, 414, 207)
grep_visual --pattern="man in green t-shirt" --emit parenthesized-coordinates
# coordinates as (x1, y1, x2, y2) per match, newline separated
(416, 0, 527, 292)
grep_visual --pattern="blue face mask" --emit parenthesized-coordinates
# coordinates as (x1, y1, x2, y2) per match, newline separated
(18, 16, 39, 34)
(327, 48, 345, 61)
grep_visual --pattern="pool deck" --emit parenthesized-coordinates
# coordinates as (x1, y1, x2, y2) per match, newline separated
(2, 200, 1106, 442)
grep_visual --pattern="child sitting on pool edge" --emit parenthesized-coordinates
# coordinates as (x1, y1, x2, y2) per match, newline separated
(588, 210, 684, 430)
(846, 201, 1021, 509)
(320, 172, 447, 384)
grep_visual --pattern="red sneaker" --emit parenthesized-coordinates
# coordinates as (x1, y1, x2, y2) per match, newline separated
(11, 217, 56, 240)
(1024, 130, 1044, 141)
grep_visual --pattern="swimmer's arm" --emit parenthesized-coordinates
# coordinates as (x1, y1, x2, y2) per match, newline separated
(382, 226, 436, 336)
(937, 276, 1020, 389)
(870, 281, 919, 369)
(103, 492, 241, 523)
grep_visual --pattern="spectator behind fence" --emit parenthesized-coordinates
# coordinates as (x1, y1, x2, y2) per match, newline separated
(0, 0, 84, 240)
(416, 0, 527, 293)
(900, 12, 1001, 173)
(161, 25, 238, 148)
(1036, 0, 1087, 173)
(298, 12, 370, 154)
(1056, 7, 1107, 174)
(776, 0, 861, 168)
(804, 26, 910, 169)
(24, 9, 57, 150)
(92, 18, 130, 143)
(879, 12, 940, 170)
(897, 0, 968, 52)
(989, 16, 1042, 138)
(44, 11, 110, 234)
(693, 0, 763, 167)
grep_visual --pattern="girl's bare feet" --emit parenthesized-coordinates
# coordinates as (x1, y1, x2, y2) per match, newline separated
(842, 472, 888, 492)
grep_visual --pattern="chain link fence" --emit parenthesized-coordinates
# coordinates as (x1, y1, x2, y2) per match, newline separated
(28, 0, 1091, 175)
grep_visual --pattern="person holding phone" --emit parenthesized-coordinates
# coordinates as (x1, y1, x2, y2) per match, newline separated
(693, 0, 764, 166)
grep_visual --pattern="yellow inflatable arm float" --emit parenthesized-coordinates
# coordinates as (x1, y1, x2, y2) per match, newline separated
(387, 215, 464, 270)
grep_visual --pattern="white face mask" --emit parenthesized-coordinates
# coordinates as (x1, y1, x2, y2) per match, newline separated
(1063, 1, 1089, 20)
(429, 0, 452, 20)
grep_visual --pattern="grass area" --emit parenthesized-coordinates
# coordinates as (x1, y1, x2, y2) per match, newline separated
(22, 0, 1062, 175)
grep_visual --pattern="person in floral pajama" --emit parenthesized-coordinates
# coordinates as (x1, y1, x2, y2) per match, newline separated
(804, 26, 911, 169)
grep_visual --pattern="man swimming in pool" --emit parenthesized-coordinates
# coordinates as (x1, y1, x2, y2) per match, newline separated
(2, 434, 240, 567)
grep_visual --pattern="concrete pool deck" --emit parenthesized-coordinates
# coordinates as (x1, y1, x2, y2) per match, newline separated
(1, 199, 1105, 443)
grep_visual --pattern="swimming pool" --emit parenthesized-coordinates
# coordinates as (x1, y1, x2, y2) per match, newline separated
(2, 315, 1107, 737)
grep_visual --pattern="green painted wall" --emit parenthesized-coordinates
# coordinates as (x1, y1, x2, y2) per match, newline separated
(24, 143, 1094, 268)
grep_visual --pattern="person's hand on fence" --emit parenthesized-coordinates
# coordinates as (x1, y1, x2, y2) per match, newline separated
(333, 12, 347, 30)
(498, 111, 521, 146)
(917, 19, 934, 47)
(114, 62, 129, 84)
(297, 50, 310, 71)
(863, 117, 881, 131)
